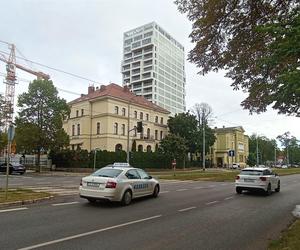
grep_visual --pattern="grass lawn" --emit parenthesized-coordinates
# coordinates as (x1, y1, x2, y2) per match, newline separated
(0, 188, 51, 204)
(153, 167, 300, 182)
(268, 219, 300, 250)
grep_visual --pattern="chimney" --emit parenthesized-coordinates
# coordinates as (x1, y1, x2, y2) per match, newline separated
(88, 85, 95, 94)
(123, 86, 130, 92)
(100, 85, 106, 91)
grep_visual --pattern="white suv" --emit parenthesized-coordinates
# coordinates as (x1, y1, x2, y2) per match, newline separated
(235, 167, 280, 195)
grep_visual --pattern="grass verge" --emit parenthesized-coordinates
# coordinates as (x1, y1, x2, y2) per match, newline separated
(0, 188, 51, 204)
(154, 167, 300, 182)
(268, 219, 300, 250)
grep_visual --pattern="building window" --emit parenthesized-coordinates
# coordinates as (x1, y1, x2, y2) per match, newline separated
(81, 109, 84, 116)
(146, 114, 149, 121)
(115, 106, 119, 115)
(160, 117, 163, 124)
(140, 112, 143, 120)
(146, 145, 152, 152)
(76, 110, 79, 117)
(134, 111, 137, 118)
(122, 124, 125, 136)
(155, 116, 158, 123)
(77, 124, 80, 135)
(72, 125, 75, 136)
(114, 123, 118, 135)
(155, 130, 158, 140)
(96, 122, 100, 135)
(122, 108, 126, 116)
(160, 131, 163, 140)
(115, 144, 122, 151)
(71, 145, 75, 150)
(147, 128, 150, 139)
(138, 145, 143, 152)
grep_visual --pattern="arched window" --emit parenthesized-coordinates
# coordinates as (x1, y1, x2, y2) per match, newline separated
(122, 124, 125, 135)
(72, 125, 75, 136)
(160, 131, 163, 140)
(146, 145, 152, 152)
(160, 117, 163, 124)
(146, 114, 149, 121)
(115, 144, 122, 151)
(155, 130, 158, 140)
(77, 124, 80, 135)
(115, 106, 119, 114)
(140, 112, 143, 120)
(155, 116, 158, 123)
(96, 122, 100, 134)
(114, 123, 118, 134)
(76, 110, 79, 117)
(134, 111, 137, 118)
(122, 108, 126, 116)
(138, 145, 143, 152)
(147, 128, 150, 139)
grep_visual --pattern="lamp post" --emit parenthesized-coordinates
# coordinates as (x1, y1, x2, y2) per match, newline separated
(93, 148, 100, 171)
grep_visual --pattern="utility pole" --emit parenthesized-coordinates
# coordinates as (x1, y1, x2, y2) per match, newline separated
(274, 147, 276, 165)
(202, 113, 205, 171)
(126, 102, 130, 163)
(256, 136, 259, 166)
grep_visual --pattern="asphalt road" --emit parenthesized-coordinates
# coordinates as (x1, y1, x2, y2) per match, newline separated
(0, 173, 299, 250)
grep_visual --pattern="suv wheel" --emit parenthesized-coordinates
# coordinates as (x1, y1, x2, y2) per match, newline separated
(275, 181, 280, 192)
(152, 185, 159, 198)
(266, 183, 272, 196)
(236, 187, 242, 194)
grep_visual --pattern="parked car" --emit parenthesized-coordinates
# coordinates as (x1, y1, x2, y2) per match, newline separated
(231, 163, 240, 169)
(235, 167, 280, 195)
(281, 165, 288, 169)
(0, 162, 26, 175)
(79, 162, 160, 205)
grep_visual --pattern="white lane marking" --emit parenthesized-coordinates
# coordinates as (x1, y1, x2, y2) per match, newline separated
(36, 182, 51, 185)
(193, 186, 203, 189)
(208, 185, 216, 188)
(52, 202, 79, 206)
(18, 215, 162, 250)
(221, 183, 228, 186)
(161, 180, 195, 185)
(178, 206, 196, 212)
(160, 191, 170, 194)
(0, 207, 28, 213)
(224, 196, 234, 200)
(176, 189, 188, 192)
(206, 201, 219, 205)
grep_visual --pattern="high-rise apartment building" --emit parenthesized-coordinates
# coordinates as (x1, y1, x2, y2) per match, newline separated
(121, 22, 186, 114)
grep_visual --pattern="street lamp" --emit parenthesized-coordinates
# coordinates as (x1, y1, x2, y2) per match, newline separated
(93, 148, 100, 171)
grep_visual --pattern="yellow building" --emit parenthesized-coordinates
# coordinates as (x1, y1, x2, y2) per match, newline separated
(63, 83, 170, 152)
(209, 126, 249, 168)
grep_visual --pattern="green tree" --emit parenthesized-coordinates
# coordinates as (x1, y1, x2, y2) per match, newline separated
(16, 79, 70, 171)
(277, 132, 298, 165)
(159, 134, 187, 164)
(247, 153, 256, 167)
(175, 0, 300, 116)
(0, 93, 6, 129)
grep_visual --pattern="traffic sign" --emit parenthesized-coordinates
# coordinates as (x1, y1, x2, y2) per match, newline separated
(228, 150, 235, 157)
(7, 125, 15, 142)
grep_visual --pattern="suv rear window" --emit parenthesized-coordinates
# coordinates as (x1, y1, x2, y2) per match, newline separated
(240, 170, 263, 176)
(92, 168, 122, 178)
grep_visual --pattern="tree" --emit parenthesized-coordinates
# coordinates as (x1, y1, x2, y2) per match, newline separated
(16, 79, 70, 171)
(175, 0, 300, 116)
(191, 103, 213, 128)
(0, 94, 5, 129)
(159, 134, 187, 163)
(277, 132, 297, 164)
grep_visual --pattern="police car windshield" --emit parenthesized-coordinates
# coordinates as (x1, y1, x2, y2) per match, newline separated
(240, 170, 263, 176)
(92, 168, 122, 178)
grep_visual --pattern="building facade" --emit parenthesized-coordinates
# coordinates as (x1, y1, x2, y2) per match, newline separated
(209, 126, 249, 168)
(63, 83, 170, 152)
(121, 22, 186, 115)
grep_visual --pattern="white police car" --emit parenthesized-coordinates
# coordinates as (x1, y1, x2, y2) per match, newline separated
(235, 167, 280, 195)
(79, 163, 160, 205)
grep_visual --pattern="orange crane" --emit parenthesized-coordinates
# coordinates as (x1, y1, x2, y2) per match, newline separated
(0, 42, 50, 128)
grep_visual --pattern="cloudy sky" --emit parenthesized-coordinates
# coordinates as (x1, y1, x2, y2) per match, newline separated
(0, 0, 299, 142)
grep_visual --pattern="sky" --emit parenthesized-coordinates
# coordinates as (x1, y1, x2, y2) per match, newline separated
(0, 0, 299, 143)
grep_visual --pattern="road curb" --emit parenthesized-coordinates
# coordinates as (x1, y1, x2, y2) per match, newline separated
(0, 195, 54, 209)
(292, 205, 300, 218)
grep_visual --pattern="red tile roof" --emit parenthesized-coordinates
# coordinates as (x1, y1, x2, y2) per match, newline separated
(69, 83, 170, 114)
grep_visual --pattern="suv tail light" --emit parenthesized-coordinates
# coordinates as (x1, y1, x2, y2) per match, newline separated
(80, 179, 82, 186)
(260, 177, 267, 181)
(235, 175, 240, 180)
(106, 181, 117, 189)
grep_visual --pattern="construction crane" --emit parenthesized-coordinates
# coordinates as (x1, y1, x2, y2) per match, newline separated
(0, 42, 50, 129)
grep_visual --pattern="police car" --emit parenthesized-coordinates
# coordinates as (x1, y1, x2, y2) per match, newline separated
(79, 163, 160, 205)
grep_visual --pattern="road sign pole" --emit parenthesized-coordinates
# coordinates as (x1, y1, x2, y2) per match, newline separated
(5, 141, 11, 200)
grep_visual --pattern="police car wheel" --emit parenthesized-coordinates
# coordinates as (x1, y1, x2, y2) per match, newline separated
(87, 198, 96, 203)
(121, 190, 132, 206)
(152, 185, 159, 198)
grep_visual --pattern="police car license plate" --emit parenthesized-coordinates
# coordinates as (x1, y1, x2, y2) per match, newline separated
(87, 182, 100, 187)
(244, 178, 254, 182)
